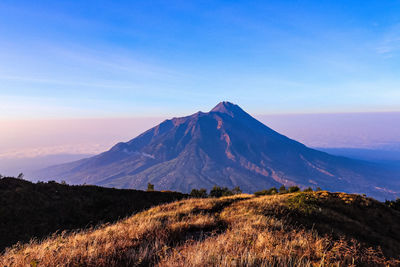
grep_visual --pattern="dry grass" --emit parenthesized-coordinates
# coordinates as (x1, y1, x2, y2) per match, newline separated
(1, 192, 399, 266)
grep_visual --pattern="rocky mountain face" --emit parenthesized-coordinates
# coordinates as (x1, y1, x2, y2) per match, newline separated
(37, 102, 400, 200)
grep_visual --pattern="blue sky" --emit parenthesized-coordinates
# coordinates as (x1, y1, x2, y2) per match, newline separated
(1, 0, 400, 118)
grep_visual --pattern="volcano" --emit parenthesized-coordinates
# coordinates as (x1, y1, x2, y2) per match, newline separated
(37, 102, 400, 200)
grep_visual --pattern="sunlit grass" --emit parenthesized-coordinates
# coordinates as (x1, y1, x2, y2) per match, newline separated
(1, 192, 399, 266)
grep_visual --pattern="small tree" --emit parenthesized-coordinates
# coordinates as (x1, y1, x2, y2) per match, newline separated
(210, 186, 233, 198)
(316, 187, 322, 191)
(303, 187, 313, 192)
(232, 186, 242, 195)
(386, 198, 400, 212)
(17, 173, 24, 180)
(270, 187, 278, 194)
(254, 190, 268, 196)
(190, 188, 208, 198)
(254, 187, 278, 196)
(288, 186, 300, 193)
(210, 186, 222, 197)
(147, 183, 155, 192)
(279, 185, 287, 194)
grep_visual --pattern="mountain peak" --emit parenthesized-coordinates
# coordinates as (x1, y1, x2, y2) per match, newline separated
(36, 102, 400, 201)
(210, 101, 247, 117)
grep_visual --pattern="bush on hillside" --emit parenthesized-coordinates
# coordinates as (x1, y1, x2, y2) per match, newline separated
(303, 187, 313, 192)
(209, 186, 233, 197)
(279, 185, 287, 193)
(190, 186, 242, 198)
(288, 186, 300, 193)
(385, 198, 400, 212)
(287, 192, 319, 214)
(255, 187, 278, 196)
(190, 188, 208, 198)
(147, 183, 155, 192)
(232, 186, 242, 194)
(255, 185, 310, 196)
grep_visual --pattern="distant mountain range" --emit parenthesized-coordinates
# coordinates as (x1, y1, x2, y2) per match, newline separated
(36, 102, 400, 200)
(316, 147, 400, 168)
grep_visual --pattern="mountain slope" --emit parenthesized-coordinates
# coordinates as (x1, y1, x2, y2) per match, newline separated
(0, 177, 185, 251)
(36, 102, 400, 200)
(2, 192, 400, 266)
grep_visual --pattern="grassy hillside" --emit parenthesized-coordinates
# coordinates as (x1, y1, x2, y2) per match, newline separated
(1, 191, 399, 266)
(0, 177, 185, 251)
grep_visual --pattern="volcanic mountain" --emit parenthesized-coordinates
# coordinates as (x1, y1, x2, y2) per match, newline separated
(37, 102, 400, 200)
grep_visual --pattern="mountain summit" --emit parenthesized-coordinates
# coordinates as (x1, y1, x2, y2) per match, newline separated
(210, 101, 248, 116)
(37, 102, 400, 200)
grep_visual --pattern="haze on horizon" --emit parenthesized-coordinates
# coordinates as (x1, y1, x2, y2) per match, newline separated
(1, 111, 400, 157)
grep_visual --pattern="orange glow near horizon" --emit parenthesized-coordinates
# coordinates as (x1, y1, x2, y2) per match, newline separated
(1, 112, 400, 159)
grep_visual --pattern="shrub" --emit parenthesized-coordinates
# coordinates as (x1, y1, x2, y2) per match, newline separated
(147, 183, 155, 192)
(288, 186, 300, 193)
(254, 190, 268, 196)
(287, 192, 318, 214)
(190, 188, 208, 198)
(254, 187, 278, 196)
(279, 185, 287, 194)
(385, 198, 400, 212)
(232, 186, 242, 194)
(269, 187, 278, 195)
(303, 187, 313, 192)
(209, 186, 233, 198)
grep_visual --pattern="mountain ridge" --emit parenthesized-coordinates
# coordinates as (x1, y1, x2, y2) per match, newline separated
(36, 101, 400, 200)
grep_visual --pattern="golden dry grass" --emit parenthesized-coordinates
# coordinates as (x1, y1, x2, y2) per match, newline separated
(1, 192, 399, 266)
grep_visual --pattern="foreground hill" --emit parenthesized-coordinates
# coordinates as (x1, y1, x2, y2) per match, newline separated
(0, 177, 185, 251)
(36, 101, 400, 200)
(2, 192, 400, 266)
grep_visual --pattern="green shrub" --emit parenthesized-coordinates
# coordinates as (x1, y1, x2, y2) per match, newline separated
(303, 187, 313, 192)
(288, 186, 300, 193)
(147, 183, 155, 192)
(254, 187, 278, 196)
(190, 188, 208, 198)
(232, 186, 242, 195)
(287, 192, 318, 214)
(385, 198, 400, 212)
(209, 186, 233, 197)
(279, 185, 287, 194)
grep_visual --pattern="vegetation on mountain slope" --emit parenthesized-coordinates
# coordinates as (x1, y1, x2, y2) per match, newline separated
(0, 177, 185, 251)
(1, 191, 400, 266)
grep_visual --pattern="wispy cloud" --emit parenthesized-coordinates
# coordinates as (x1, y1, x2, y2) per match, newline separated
(0, 75, 143, 90)
(0, 144, 106, 159)
(376, 24, 400, 55)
